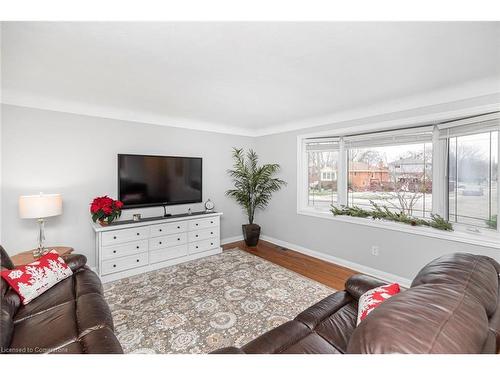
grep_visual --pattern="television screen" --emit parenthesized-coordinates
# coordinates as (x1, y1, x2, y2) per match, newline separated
(118, 154, 202, 208)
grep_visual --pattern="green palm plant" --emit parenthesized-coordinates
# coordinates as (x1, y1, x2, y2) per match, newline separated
(226, 148, 286, 224)
(226, 148, 286, 246)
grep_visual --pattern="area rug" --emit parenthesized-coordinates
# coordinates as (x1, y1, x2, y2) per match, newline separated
(103, 248, 334, 353)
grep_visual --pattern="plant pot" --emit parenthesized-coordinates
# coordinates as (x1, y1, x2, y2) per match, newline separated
(242, 224, 261, 247)
(98, 219, 109, 226)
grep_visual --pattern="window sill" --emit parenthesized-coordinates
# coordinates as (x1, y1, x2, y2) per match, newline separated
(297, 208, 500, 249)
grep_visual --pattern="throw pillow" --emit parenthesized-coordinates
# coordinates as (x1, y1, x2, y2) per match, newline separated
(357, 283, 400, 325)
(0, 250, 73, 305)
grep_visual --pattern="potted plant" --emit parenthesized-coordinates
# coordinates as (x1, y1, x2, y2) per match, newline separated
(226, 148, 286, 246)
(90, 196, 124, 225)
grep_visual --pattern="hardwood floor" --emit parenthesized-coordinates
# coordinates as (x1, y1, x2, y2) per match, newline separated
(223, 240, 358, 290)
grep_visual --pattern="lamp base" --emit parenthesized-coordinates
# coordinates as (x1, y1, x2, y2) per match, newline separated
(32, 247, 48, 259)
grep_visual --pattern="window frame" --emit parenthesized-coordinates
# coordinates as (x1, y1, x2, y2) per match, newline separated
(297, 108, 500, 248)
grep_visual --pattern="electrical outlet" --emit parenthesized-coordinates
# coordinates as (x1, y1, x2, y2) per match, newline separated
(371, 246, 379, 256)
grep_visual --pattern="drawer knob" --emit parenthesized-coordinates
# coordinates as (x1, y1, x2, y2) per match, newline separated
(177, 238, 180, 241)
(177, 226, 180, 229)
(136, 246, 139, 249)
(159, 241, 162, 245)
(136, 259, 140, 262)
(195, 235, 198, 237)
(136, 233, 140, 236)
(211, 243, 213, 246)
(113, 264, 116, 268)
(113, 236, 117, 239)
(210, 232, 213, 234)
(196, 223, 198, 226)
(210, 221, 213, 224)
(113, 250, 116, 254)
(196, 246, 199, 249)
(159, 229, 162, 232)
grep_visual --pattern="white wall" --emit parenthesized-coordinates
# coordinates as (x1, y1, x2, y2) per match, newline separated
(1, 104, 254, 266)
(254, 95, 500, 283)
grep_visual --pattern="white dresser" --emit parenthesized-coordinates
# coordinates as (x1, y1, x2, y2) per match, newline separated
(91, 212, 222, 282)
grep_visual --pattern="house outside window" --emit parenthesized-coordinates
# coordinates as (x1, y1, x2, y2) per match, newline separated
(306, 140, 339, 209)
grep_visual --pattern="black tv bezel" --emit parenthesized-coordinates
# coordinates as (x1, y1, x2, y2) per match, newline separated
(117, 153, 203, 209)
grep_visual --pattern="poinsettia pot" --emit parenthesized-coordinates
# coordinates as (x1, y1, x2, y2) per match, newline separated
(242, 224, 261, 247)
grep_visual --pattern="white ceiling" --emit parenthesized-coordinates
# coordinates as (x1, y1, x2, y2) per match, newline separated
(2, 22, 500, 136)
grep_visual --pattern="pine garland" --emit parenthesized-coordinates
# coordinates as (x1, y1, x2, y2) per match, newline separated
(330, 201, 453, 231)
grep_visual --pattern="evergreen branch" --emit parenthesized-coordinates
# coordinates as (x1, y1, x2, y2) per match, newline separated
(330, 201, 453, 231)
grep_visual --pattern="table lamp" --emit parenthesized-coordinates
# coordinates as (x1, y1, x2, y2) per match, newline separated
(19, 193, 63, 257)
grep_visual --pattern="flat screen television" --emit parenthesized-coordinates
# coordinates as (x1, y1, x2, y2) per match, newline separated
(118, 154, 202, 208)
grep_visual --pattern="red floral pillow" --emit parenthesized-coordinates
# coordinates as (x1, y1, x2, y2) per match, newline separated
(357, 283, 400, 325)
(0, 250, 73, 305)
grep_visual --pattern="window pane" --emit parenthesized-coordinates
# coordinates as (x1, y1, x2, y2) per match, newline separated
(448, 131, 498, 229)
(348, 143, 433, 218)
(308, 151, 338, 209)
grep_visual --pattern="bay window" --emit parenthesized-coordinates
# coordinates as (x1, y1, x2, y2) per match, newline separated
(298, 111, 500, 237)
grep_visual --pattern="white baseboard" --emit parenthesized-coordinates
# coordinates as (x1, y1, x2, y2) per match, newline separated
(221, 235, 243, 245)
(260, 235, 412, 288)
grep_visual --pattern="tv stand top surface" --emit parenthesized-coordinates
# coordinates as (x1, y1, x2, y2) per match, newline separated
(91, 210, 222, 232)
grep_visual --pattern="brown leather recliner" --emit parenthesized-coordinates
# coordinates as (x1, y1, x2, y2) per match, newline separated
(0, 245, 123, 354)
(213, 253, 500, 354)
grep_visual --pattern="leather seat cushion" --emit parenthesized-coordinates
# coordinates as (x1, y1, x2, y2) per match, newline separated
(294, 291, 353, 329)
(280, 332, 342, 354)
(294, 291, 358, 353)
(50, 327, 123, 354)
(10, 292, 114, 353)
(14, 268, 103, 322)
(347, 284, 490, 354)
(242, 321, 312, 354)
(314, 301, 358, 353)
(411, 253, 499, 317)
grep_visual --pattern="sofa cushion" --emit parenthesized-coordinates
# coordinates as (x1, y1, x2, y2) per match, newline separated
(280, 332, 342, 354)
(315, 301, 358, 353)
(29, 327, 123, 354)
(1, 250, 73, 305)
(242, 321, 311, 354)
(347, 284, 490, 354)
(411, 253, 499, 317)
(10, 292, 115, 353)
(295, 291, 353, 329)
(356, 283, 400, 325)
(14, 268, 104, 322)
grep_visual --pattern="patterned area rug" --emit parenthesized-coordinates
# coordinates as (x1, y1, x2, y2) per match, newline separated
(103, 248, 334, 353)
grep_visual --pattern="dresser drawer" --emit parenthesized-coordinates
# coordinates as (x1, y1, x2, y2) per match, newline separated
(150, 221, 187, 237)
(149, 244, 188, 264)
(188, 228, 217, 242)
(102, 240, 148, 260)
(101, 227, 149, 246)
(101, 252, 148, 275)
(149, 232, 187, 250)
(188, 217, 218, 231)
(189, 238, 220, 254)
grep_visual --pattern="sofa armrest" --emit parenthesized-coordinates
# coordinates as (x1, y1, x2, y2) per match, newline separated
(345, 274, 386, 300)
(210, 346, 246, 354)
(61, 254, 88, 272)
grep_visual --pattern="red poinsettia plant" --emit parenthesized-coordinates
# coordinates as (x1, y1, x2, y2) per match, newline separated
(90, 196, 124, 225)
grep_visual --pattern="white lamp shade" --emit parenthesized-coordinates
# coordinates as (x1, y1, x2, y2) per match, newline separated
(19, 193, 63, 219)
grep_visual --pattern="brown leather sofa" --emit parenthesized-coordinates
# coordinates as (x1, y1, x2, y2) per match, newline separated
(1, 245, 123, 354)
(213, 253, 500, 354)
